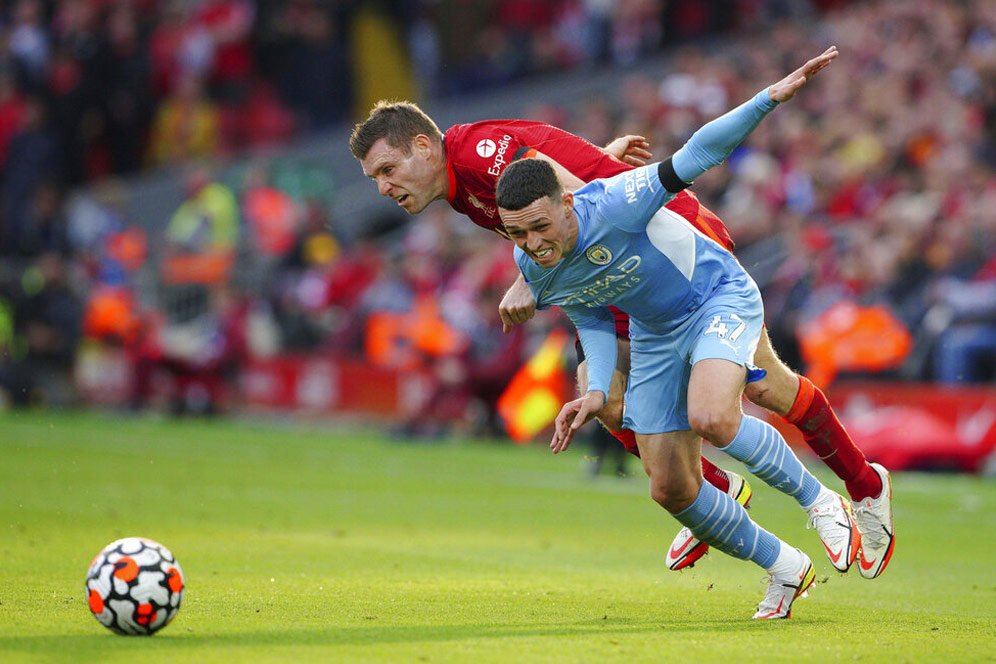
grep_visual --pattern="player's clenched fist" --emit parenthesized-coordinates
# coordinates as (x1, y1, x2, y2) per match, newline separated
(499, 274, 537, 333)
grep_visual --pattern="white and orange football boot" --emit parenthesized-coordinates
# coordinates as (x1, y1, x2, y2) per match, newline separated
(665, 472, 753, 571)
(852, 463, 895, 579)
(805, 487, 861, 572)
(753, 548, 815, 619)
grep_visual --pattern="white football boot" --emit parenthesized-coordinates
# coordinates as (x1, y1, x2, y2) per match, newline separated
(753, 548, 815, 619)
(805, 487, 861, 572)
(851, 463, 895, 579)
(665, 471, 753, 571)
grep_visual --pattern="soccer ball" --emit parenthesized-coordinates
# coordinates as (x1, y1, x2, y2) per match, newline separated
(86, 537, 185, 635)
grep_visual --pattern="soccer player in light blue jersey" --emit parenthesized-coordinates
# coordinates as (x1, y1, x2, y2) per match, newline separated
(497, 47, 861, 619)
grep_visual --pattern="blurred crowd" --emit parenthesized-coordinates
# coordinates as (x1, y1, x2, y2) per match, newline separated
(0, 0, 993, 424)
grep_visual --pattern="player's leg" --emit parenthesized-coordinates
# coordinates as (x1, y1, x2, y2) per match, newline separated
(576, 337, 737, 493)
(637, 429, 814, 619)
(688, 356, 861, 572)
(685, 288, 862, 572)
(745, 328, 884, 502)
(745, 329, 894, 577)
(577, 334, 750, 570)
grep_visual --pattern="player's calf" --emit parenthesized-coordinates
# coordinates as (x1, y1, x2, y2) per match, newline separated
(666, 471, 753, 571)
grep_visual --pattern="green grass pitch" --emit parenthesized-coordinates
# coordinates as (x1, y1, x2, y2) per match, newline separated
(1, 411, 993, 663)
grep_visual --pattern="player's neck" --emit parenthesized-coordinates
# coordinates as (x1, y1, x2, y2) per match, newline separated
(435, 146, 451, 202)
(563, 212, 580, 256)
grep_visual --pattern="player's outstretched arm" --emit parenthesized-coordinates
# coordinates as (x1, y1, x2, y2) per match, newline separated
(767, 45, 837, 103)
(670, 46, 838, 186)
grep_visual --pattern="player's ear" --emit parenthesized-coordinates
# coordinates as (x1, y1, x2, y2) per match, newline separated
(562, 191, 573, 210)
(412, 134, 432, 156)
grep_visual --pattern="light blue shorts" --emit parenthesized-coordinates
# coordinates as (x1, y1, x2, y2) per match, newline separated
(622, 278, 766, 434)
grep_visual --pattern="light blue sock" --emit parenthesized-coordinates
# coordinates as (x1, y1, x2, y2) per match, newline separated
(721, 415, 822, 508)
(674, 481, 780, 568)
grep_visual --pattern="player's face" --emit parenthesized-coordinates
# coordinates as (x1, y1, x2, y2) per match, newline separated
(499, 193, 577, 268)
(360, 136, 441, 214)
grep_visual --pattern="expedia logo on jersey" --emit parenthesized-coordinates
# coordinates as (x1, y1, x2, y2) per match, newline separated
(586, 244, 612, 265)
(624, 168, 655, 203)
(564, 256, 642, 307)
(467, 193, 497, 219)
(476, 139, 497, 158)
(486, 135, 513, 176)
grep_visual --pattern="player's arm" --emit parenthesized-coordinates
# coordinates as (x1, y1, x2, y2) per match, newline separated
(529, 135, 653, 186)
(499, 273, 534, 333)
(603, 135, 652, 167)
(530, 136, 651, 191)
(567, 41, 829, 172)
(531, 152, 585, 191)
(498, 152, 583, 332)
(670, 45, 837, 185)
(603, 46, 839, 231)
(550, 308, 616, 454)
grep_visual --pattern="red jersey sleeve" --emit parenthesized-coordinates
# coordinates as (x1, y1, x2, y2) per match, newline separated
(442, 120, 734, 251)
(443, 120, 630, 236)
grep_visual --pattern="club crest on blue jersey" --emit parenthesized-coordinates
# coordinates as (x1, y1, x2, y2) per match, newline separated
(586, 244, 612, 265)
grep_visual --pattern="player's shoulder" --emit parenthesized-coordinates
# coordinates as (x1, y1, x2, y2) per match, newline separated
(446, 120, 519, 146)
(446, 120, 563, 151)
(573, 172, 623, 209)
(576, 164, 664, 230)
(514, 246, 552, 284)
(513, 245, 535, 274)
(444, 121, 520, 176)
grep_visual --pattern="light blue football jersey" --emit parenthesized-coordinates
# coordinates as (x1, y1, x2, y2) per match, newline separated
(513, 88, 779, 396)
(515, 163, 756, 394)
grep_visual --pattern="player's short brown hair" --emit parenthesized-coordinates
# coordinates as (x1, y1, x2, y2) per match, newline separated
(496, 159, 561, 211)
(349, 101, 443, 160)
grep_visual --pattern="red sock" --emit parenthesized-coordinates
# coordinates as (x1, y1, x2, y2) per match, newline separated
(701, 456, 731, 493)
(786, 376, 882, 501)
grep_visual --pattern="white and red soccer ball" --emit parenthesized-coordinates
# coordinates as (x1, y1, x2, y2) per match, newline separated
(86, 537, 184, 635)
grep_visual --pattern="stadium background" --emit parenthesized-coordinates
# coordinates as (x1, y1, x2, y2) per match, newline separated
(0, 0, 993, 471)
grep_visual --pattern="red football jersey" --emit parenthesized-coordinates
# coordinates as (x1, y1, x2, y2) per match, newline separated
(442, 120, 736, 337)
(441, 119, 735, 252)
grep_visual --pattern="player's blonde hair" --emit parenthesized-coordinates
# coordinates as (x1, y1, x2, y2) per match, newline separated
(349, 101, 443, 160)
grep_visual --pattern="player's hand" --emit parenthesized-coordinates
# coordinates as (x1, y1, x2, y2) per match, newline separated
(768, 46, 838, 103)
(551, 391, 605, 454)
(604, 135, 652, 167)
(499, 274, 536, 333)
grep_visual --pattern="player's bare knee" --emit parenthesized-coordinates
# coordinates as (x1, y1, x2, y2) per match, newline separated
(649, 481, 698, 514)
(647, 481, 672, 510)
(688, 408, 739, 446)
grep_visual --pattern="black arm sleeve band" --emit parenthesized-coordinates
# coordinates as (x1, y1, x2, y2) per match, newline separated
(658, 158, 690, 193)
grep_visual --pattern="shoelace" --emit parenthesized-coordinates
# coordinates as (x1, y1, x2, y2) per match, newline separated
(806, 501, 848, 547)
(854, 503, 890, 548)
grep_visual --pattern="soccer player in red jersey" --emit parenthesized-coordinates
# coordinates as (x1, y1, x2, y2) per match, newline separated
(348, 66, 895, 577)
